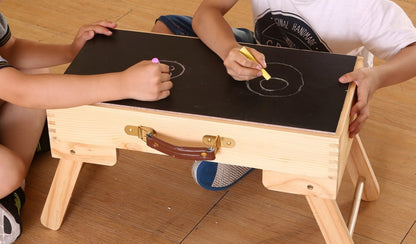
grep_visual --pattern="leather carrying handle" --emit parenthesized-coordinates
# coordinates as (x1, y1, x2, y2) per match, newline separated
(146, 133, 216, 160)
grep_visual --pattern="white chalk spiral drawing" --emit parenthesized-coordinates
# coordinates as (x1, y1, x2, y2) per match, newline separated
(246, 62, 304, 97)
(159, 60, 185, 79)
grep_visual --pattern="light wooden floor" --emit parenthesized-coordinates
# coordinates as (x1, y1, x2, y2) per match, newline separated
(1, 0, 415, 243)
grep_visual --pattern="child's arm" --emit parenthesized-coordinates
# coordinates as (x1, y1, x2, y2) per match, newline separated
(193, 0, 265, 81)
(0, 61, 173, 108)
(339, 42, 416, 137)
(0, 21, 116, 69)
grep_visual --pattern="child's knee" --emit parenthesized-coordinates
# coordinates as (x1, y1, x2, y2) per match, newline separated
(0, 147, 26, 198)
(151, 20, 174, 34)
(0, 169, 25, 198)
(151, 15, 196, 37)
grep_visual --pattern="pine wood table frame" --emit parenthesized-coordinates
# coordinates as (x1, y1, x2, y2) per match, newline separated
(40, 72, 380, 243)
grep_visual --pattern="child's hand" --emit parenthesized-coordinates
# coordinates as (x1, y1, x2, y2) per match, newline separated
(121, 61, 173, 101)
(71, 21, 117, 60)
(339, 67, 382, 137)
(223, 46, 266, 81)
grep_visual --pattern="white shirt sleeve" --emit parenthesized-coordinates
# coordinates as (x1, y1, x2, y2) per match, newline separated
(359, 0, 416, 60)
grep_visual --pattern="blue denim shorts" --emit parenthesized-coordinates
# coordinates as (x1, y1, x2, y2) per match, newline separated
(156, 15, 255, 44)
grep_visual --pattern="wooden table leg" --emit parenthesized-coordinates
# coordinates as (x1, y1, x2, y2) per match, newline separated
(41, 158, 83, 230)
(40, 144, 117, 230)
(306, 135, 380, 243)
(306, 196, 353, 244)
(347, 135, 380, 201)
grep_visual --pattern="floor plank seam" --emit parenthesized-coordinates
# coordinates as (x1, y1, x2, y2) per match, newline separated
(114, 9, 133, 22)
(179, 191, 230, 243)
(400, 220, 416, 243)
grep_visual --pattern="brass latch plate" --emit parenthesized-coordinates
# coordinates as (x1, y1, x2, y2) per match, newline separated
(202, 135, 235, 148)
(125, 125, 155, 142)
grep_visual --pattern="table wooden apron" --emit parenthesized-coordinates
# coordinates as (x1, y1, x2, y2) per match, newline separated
(40, 30, 380, 243)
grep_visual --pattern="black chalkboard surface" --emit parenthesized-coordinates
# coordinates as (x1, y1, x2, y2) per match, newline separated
(65, 29, 357, 133)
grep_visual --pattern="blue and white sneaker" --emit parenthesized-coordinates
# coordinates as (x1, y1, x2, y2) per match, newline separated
(1, 188, 25, 244)
(192, 161, 253, 191)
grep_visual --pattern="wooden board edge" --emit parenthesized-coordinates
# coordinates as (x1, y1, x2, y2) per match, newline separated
(334, 56, 364, 190)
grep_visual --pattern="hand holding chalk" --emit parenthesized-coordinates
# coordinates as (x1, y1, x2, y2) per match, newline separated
(239, 47, 271, 80)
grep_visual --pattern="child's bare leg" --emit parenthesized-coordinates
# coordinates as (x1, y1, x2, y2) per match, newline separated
(0, 103, 45, 198)
(151, 20, 174, 34)
(0, 68, 48, 198)
(0, 145, 25, 198)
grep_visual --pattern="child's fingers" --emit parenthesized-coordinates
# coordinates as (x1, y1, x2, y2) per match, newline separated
(148, 81, 172, 101)
(157, 90, 171, 100)
(339, 72, 354, 84)
(223, 48, 262, 80)
(158, 63, 170, 74)
(237, 55, 262, 70)
(74, 30, 94, 44)
(234, 48, 262, 70)
(348, 100, 369, 137)
(94, 20, 117, 29)
(160, 73, 171, 82)
(159, 80, 173, 91)
(227, 61, 261, 81)
(87, 25, 113, 36)
(247, 47, 267, 68)
(339, 69, 365, 85)
(349, 112, 367, 137)
(77, 22, 115, 39)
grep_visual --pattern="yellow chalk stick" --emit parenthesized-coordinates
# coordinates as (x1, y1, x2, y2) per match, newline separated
(261, 69, 271, 80)
(239, 47, 271, 80)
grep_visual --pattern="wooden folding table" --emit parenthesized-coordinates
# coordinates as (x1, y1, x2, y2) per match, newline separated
(40, 30, 380, 243)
